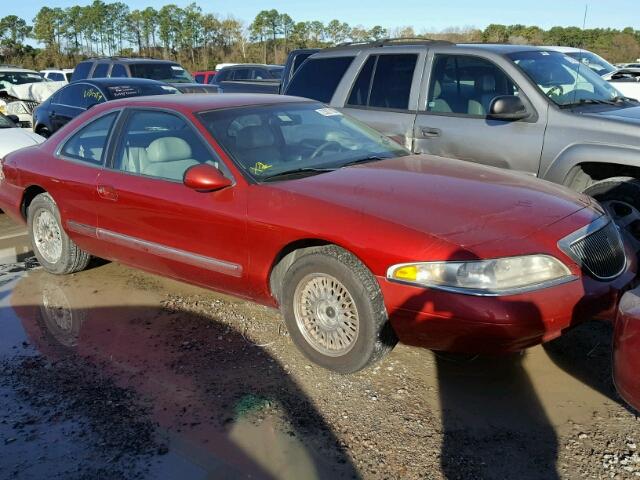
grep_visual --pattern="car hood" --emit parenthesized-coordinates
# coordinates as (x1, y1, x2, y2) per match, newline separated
(583, 105, 640, 126)
(0, 128, 44, 158)
(273, 155, 594, 248)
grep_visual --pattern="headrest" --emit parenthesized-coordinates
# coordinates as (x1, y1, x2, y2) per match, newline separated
(146, 137, 192, 163)
(477, 74, 496, 93)
(433, 80, 442, 97)
(236, 126, 275, 149)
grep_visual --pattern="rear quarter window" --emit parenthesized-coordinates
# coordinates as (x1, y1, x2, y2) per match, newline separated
(285, 56, 355, 103)
(72, 62, 93, 81)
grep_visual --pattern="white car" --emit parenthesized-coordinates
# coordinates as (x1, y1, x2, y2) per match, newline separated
(40, 69, 74, 83)
(0, 66, 51, 128)
(546, 46, 640, 100)
(0, 113, 44, 158)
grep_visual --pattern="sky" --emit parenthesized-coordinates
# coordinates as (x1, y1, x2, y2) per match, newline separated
(7, 0, 640, 35)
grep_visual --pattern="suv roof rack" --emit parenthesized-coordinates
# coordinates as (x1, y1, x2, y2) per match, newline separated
(330, 37, 454, 50)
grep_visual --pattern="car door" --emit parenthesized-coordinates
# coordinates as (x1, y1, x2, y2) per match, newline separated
(52, 110, 121, 256)
(339, 51, 425, 150)
(95, 108, 249, 296)
(50, 84, 86, 131)
(413, 53, 546, 174)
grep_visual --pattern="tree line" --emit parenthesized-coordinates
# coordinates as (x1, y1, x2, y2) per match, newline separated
(0, 2, 639, 71)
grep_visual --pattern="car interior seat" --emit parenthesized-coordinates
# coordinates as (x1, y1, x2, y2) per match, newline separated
(236, 125, 281, 166)
(142, 137, 199, 181)
(468, 74, 497, 115)
(430, 80, 453, 113)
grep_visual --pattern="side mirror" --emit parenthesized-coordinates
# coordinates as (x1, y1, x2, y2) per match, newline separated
(183, 164, 232, 192)
(6, 114, 19, 125)
(488, 95, 530, 121)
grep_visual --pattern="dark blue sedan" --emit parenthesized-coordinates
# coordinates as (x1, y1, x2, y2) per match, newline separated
(32, 78, 179, 137)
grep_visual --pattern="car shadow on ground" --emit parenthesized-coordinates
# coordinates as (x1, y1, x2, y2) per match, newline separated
(2, 273, 360, 480)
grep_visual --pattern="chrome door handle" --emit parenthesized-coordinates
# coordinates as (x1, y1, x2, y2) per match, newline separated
(421, 127, 441, 138)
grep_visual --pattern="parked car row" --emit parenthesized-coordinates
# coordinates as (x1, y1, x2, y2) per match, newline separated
(0, 42, 638, 411)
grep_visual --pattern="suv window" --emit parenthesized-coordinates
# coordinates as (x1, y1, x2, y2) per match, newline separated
(286, 56, 355, 103)
(92, 63, 110, 78)
(427, 55, 519, 116)
(232, 68, 252, 80)
(110, 64, 128, 78)
(48, 72, 65, 82)
(115, 110, 222, 181)
(347, 54, 417, 110)
(61, 112, 118, 165)
(72, 62, 93, 81)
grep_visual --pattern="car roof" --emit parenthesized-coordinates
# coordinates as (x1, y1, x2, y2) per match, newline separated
(86, 57, 180, 64)
(0, 67, 40, 73)
(104, 93, 312, 112)
(73, 77, 171, 87)
(457, 43, 563, 54)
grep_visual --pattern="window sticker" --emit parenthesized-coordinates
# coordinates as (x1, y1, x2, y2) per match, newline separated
(315, 107, 342, 117)
(106, 85, 140, 98)
(566, 56, 580, 64)
(250, 162, 273, 175)
(83, 88, 104, 102)
(171, 66, 185, 71)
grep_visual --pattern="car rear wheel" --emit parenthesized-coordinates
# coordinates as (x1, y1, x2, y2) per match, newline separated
(280, 245, 396, 373)
(584, 177, 640, 252)
(28, 193, 91, 274)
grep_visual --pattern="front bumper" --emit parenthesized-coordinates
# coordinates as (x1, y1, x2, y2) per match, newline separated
(614, 287, 640, 412)
(378, 247, 636, 354)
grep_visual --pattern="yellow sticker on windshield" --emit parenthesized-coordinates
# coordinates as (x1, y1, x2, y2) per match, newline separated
(250, 162, 273, 174)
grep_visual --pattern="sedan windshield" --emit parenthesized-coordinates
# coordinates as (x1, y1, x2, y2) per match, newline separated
(129, 63, 194, 84)
(198, 102, 409, 181)
(508, 50, 624, 107)
(0, 72, 45, 89)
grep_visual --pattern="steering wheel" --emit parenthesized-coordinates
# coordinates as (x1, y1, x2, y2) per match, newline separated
(310, 141, 342, 159)
(546, 85, 564, 98)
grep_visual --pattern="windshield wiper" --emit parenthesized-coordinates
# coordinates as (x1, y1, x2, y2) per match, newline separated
(261, 167, 336, 181)
(340, 155, 391, 168)
(612, 95, 639, 104)
(561, 98, 619, 108)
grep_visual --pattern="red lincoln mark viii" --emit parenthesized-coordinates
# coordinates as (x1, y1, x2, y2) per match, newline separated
(0, 94, 636, 373)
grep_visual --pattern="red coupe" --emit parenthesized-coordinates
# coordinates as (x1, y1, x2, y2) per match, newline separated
(615, 287, 640, 412)
(0, 94, 635, 372)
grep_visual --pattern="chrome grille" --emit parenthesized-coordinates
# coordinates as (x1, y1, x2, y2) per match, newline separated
(560, 218, 626, 280)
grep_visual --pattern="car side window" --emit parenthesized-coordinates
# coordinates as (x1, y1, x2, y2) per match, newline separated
(232, 68, 251, 80)
(60, 112, 118, 165)
(285, 56, 355, 103)
(58, 84, 85, 107)
(110, 64, 128, 78)
(49, 72, 64, 82)
(80, 85, 106, 109)
(114, 110, 226, 182)
(427, 55, 519, 116)
(194, 73, 204, 84)
(92, 63, 110, 78)
(72, 62, 93, 81)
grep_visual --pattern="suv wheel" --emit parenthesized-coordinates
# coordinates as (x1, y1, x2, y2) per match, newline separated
(584, 176, 640, 251)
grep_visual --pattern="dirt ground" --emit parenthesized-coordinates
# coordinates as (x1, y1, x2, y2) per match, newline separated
(0, 214, 639, 480)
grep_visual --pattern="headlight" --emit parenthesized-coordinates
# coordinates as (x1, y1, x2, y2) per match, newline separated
(386, 255, 574, 296)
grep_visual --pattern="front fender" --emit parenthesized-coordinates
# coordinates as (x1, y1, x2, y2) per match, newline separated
(542, 142, 640, 185)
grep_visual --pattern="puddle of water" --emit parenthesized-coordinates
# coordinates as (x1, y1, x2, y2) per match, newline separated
(1, 264, 354, 479)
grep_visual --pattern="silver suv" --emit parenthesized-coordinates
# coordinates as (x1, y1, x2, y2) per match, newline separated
(284, 40, 640, 249)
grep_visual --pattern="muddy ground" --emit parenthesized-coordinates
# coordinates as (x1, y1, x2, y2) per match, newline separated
(0, 214, 639, 480)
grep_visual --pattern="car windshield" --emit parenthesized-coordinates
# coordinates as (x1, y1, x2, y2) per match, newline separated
(198, 102, 409, 181)
(0, 72, 45, 89)
(128, 63, 194, 84)
(565, 51, 617, 76)
(508, 50, 624, 107)
(0, 114, 15, 128)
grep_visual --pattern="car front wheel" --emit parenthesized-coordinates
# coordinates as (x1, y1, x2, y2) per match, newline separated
(28, 193, 91, 274)
(584, 176, 640, 252)
(280, 245, 396, 373)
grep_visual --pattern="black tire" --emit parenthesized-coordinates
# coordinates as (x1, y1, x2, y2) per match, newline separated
(583, 176, 640, 250)
(280, 245, 397, 373)
(36, 126, 51, 139)
(27, 193, 91, 275)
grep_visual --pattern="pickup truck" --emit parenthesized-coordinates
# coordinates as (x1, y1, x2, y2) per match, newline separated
(281, 39, 640, 250)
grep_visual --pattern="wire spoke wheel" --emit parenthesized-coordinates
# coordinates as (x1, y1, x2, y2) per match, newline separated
(33, 209, 63, 264)
(293, 273, 359, 357)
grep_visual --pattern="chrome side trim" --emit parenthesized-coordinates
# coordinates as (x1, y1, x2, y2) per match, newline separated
(66, 220, 97, 237)
(96, 228, 242, 277)
(65, 221, 242, 277)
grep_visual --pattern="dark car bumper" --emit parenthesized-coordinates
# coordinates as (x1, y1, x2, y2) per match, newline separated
(614, 287, 640, 412)
(378, 250, 636, 354)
